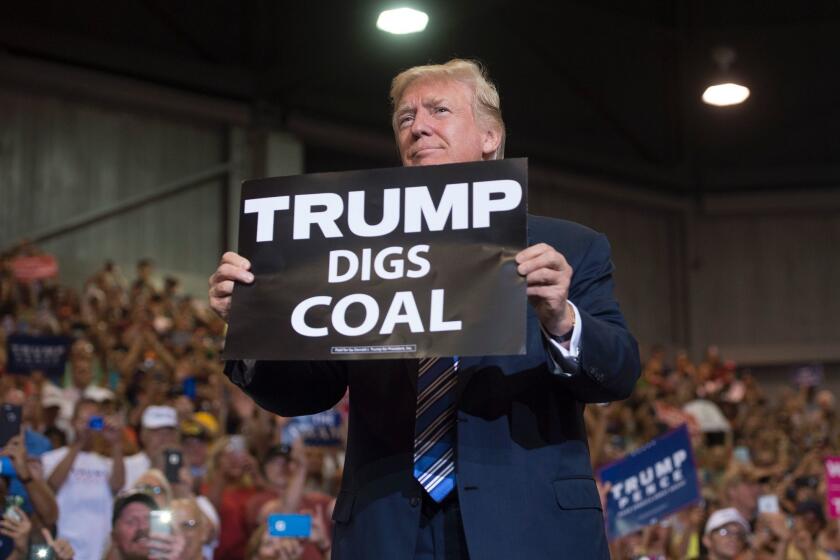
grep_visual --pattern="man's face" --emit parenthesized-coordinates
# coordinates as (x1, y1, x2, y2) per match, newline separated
(704, 522, 747, 559)
(729, 480, 759, 515)
(71, 357, 93, 389)
(172, 500, 207, 559)
(113, 502, 151, 559)
(395, 78, 498, 167)
(263, 455, 291, 490)
(141, 427, 178, 457)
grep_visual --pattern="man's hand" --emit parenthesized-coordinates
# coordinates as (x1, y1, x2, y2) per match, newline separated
(515, 243, 574, 338)
(0, 507, 31, 555)
(147, 533, 186, 560)
(42, 528, 76, 560)
(103, 414, 124, 446)
(1, 432, 30, 480)
(208, 252, 254, 321)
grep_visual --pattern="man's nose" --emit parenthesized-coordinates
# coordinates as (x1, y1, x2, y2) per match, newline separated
(410, 112, 432, 137)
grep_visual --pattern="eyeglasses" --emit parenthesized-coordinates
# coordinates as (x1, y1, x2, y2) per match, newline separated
(135, 484, 165, 496)
(713, 527, 747, 539)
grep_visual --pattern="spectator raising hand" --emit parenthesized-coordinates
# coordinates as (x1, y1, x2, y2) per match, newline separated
(41, 528, 75, 560)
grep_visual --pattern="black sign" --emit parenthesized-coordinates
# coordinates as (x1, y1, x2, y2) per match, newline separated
(224, 158, 528, 360)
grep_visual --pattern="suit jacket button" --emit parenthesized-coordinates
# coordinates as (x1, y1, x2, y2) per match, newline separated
(410, 496, 421, 507)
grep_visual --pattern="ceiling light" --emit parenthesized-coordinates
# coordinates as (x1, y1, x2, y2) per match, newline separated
(702, 83, 750, 107)
(702, 47, 750, 107)
(377, 8, 428, 35)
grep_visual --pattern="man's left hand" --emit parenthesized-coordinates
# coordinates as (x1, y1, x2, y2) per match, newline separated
(515, 243, 574, 338)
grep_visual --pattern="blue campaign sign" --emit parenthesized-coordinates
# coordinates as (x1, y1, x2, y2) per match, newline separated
(282, 409, 343, 446)
(598, 424, 700, 540)
(6, 334, 72, 383)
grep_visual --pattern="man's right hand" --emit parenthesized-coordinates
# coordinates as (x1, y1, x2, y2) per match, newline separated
(208, 251, 254, 321)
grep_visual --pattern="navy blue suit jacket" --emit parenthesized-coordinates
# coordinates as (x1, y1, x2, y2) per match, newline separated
(226, 215, 640, 559)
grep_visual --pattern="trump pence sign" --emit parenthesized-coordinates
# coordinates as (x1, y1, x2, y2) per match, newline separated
(224, 158, 528, 360)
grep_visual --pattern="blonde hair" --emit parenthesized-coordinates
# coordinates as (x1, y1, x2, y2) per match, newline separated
(389, 59, 505, 159)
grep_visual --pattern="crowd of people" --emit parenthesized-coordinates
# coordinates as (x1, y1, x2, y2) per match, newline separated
(593, 347, 839, 559)
(0, 246, 341, 559)
(0, 244, 837, 559)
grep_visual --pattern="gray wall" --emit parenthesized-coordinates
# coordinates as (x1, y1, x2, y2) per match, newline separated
(529, 170, 840, 368)
(0, 84, 228, 295)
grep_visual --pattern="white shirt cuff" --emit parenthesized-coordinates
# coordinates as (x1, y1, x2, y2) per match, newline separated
(543, 300, 582, 359)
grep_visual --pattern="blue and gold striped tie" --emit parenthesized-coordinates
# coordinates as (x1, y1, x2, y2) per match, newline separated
(413, 357, 459, 502)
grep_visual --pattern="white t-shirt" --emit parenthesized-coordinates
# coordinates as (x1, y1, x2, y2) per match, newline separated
(41, 447, 114, 560)
(123, 451, 151, 489)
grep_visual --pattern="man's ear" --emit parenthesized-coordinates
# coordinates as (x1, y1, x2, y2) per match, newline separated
(481, 126, 502, 160)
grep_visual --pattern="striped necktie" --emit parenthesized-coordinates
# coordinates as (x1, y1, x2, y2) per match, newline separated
(413, 356, 458, 502)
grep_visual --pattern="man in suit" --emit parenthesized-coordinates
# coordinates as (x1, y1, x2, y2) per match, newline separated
(209, 59, 640, 559)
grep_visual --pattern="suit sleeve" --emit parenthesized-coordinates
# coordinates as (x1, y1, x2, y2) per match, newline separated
(553, 233, 640, 403)
(225, 359, 348, 417)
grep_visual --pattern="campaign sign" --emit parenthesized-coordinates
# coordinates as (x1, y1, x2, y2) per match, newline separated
(10, 255, 59, 283)
(282, 410, 343, 446)
(6, 334, 72, 382)
(224, 158, 528, 360)
(825, 457, 840, 518)
(598, 424, 700, 540)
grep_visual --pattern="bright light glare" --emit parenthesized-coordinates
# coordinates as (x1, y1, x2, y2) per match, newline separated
(37, 550, 48, 559)
(377, 8, 428, 34)
(702, 83, 750, 106)
(159, 511, 172, 524)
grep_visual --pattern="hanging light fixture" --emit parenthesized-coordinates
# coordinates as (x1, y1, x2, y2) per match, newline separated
(376, 8, 429, 35)
(702, 47, 750, 107)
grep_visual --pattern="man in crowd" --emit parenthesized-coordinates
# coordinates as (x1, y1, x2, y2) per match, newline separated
(702, 508, 751, 560)
(210, 59, 639, 559)
(124, 405, 179, 487)
(108, 490, 185, 560)
(42, 397, 125, 560)
(722, 469, 759, 528)
(0, 386, 58, 529)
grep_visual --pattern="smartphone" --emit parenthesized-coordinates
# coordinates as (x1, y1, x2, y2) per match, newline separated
(28, 544, 53, 560)
(0, 404, 22, 447)
(149, 510, 173, 535)
(182, 377, 197, 400)
(758, 494, 780, 514)
(88, 416, 105, 431)
(4, 496, 24, 522)
(267, 513, 311, 538)
(0, 457, 17, 478)
(163, 449, 182, 484)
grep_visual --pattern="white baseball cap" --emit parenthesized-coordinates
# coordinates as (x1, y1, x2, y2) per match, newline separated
(83, 385, 116, 403)
(141, 405, 178, 429)
(704, 507, 750, 535)
(41, 384, 64, 409)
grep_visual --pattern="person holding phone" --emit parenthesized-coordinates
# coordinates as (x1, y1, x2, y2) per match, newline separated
(106, 490, 185, 560)
(0, 495, 74, 560)
(41, 398, 125, 560)
(0, 387, 58, 530)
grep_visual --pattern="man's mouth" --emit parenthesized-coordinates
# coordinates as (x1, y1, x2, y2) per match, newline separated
(411, 147, 442, 158)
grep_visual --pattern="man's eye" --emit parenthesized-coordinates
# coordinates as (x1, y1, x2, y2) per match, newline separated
(399, 115, 414, 127)
(435, 106, 450, 114)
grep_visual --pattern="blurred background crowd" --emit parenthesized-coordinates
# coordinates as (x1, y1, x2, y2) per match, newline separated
(0, 244, 341, 560)
(1, 244, 838, 560)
